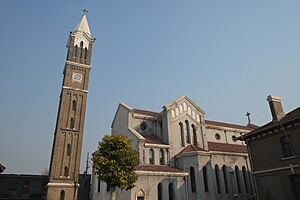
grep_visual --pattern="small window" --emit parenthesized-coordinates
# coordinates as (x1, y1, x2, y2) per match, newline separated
(242, 166, 249, 193)
(97, 179, 100, 192)
(67, 144, 71, 156)
(64, 166, 69, 177)
(159, 149, 165, 165)
(60, 190, 65, 200)
(280, 135, 295, 158)
(232, 135, 237, 142)
(74, 45, 78, 58)
(169, 183, 174, 200)
(72, 100, 77, 111)
(179, 122, 185, 147)
(235, 166, 241, 193)
(215, 133, 221, 140)
(79, 41, 84, 59)
(157, 183, 162, 200)
(149, 149, 154, 164)
(203, 166, 209, 192)
(190, 167, 197, 193)
(215, 165, 221, 193)
(222, 165, 229, 193)
(192, 124, 197, 145)
(84, 47, 88, 60)
(140, 122, 148, 132)
(185, 120, 191, 143)
(70, 118, 75, 129)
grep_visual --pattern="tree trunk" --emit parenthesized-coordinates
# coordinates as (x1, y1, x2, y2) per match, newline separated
(110, 186, 116, 200)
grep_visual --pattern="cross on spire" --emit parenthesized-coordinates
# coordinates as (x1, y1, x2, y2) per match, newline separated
(82, 9, 88, 15)
(246, 112, 251, 124)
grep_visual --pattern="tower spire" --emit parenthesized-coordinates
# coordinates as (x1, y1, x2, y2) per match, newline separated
(74, 9, 92, 37)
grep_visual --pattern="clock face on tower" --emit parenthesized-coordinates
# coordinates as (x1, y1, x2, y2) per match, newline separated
(72, 73, 82, 82)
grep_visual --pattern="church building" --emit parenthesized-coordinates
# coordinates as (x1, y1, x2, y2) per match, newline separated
(92, 96, 257, 200)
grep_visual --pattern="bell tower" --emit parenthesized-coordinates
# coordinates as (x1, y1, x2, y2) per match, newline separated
(46, 10, 95, 200)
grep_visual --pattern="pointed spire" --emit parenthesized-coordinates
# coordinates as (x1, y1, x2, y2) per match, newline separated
(74, 9, 92, 37)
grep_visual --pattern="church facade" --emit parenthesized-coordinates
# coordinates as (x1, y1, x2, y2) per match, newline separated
(92, 96, 257, 200)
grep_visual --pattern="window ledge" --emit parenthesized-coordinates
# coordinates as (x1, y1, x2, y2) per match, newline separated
(282, 155, 297, 161)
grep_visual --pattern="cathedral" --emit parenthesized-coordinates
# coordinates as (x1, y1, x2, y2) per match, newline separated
(91, 96, 257, 200)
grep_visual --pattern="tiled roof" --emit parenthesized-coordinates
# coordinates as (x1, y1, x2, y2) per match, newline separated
(242, 107, 300, 138)
(207, 142, 248, 154)
(135, 164, 184, 173)
(205, 120, 255, 131)
(141, 134, 166, 145)
(133, 108, 159, 117)
(178, 145, 207, 154)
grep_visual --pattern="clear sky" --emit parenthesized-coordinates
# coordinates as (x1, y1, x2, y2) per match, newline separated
(1, 0, 299, 174)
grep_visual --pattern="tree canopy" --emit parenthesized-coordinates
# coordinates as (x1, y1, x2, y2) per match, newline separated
(92, 135, 139, 190)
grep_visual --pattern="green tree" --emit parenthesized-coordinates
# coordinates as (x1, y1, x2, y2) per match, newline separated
(92, 135, 139, 200)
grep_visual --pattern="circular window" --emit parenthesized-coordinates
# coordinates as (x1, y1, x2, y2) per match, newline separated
(232, 135, 237, 142)
(215, 133, 221, 140)
(140, 122, 148, 132)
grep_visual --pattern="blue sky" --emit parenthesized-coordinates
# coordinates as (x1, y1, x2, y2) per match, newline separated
(1, 1, 299, 174)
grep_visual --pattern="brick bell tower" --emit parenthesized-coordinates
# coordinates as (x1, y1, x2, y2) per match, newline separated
(46, 10, 95, 200)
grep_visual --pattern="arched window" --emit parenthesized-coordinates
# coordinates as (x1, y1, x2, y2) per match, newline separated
(159, 149, 165, 165)
(74, 45, 78, 58)
(185, 120, 191, 144)
(84, 47, 88, 61)
(169, 183, 174, 200)
(60, 190, 65, 200)
(222, 165, 229, 193)
(64, 166, 69, 177)
(235, 166, 241, 193)
(149, 149, 154, 164)
(190, 167, 196, 193)
(203, 166, 209, 192)
(179, 122, 185, 146)
(192, 124, 197, 145)
(157, 183, 162, 200)
(242, 166, 249, 193)
(72, 100, 76, 111)
(70, 118, 75, 129)
(67, 144, 71, 156)
(79, 41, 84, 59)
(215, 165, 221, 193)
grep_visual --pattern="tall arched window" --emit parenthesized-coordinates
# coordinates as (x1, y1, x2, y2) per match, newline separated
(67, 144, 71, 156)
(70, 118, 75, 129)
(192, 124, 197, 145)
(169, 183, 174, 200)
(72, 100, 77, 111)
(203, 166, 209, 192)
(222, 165, 229, 193)
(60, 190, 65, 200)
(235, 166, 241, 193)
(179, 122, 185, 146)
(190, 167, 196, 193)
(149, 149, 154, 164)
(242, 166, 249, 193)
(159, 149, 165, 165)
(64, 166, 69, 177)
(74, 45, 78, 58)
(215, 165, 221, 193)
(185, 120, 191, 144)
(84, 47, 88, 62)
(79, 41, 84, 59)
(157, 183, 162, 200)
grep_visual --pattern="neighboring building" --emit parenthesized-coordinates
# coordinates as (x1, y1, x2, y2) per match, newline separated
(0, 174, 90, 200)
(46, 11, 95, 200)
(92, 96, 257, 200)
(239, 96, 300, 200)
(0, 164, 5, 174)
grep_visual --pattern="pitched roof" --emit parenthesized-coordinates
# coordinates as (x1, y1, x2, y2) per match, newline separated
(135, 164, 184, 173)
(241, 107, 300, 138)
(207, 142, 248, 154)
(178, 145, 207, 154)
(205, 120, 255, 131)
(133, 108, 159, 117)
(74, 13, 92, 36)
(141, 134, 166, 144)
